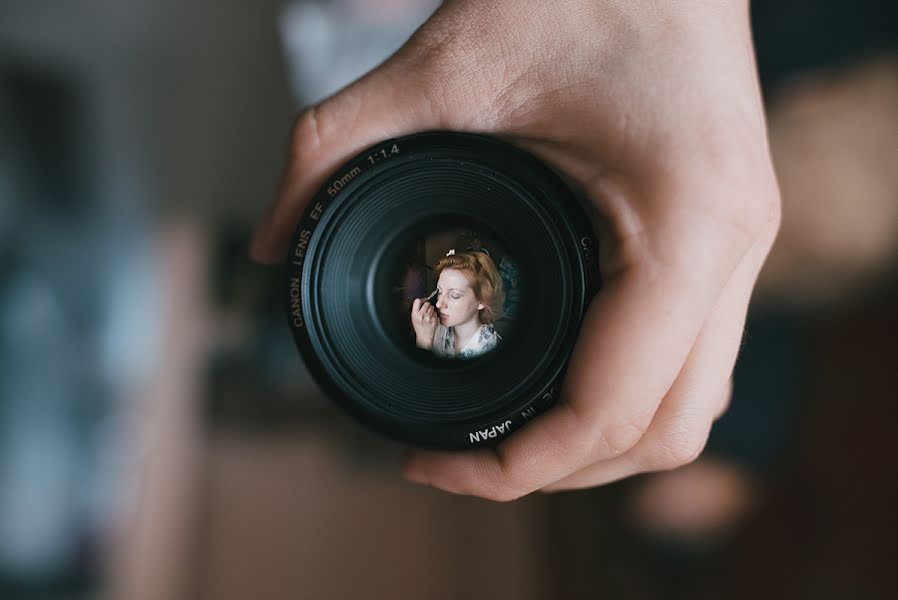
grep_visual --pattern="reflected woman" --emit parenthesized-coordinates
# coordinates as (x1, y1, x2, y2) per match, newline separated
(411, 251, 504, 359)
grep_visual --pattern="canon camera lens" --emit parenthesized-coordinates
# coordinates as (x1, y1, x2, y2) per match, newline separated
(286, 131, 600, 449)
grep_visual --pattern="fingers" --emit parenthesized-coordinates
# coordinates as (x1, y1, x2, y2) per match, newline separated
(401, 268, 708, 501)
(412, 299, 435, 322)
(540, 210, 776, 493)
(540, 382, 730, 493)
(423, 303, 435, 324)
(411, 298, 422, 331)
(411, 298, 438, 342)
(401, 176, 779, 501)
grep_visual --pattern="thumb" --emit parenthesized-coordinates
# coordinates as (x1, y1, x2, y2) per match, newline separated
(250, 64, 442, 264)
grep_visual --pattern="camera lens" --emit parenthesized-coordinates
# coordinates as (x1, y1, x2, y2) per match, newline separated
(286, 131, 600, 449)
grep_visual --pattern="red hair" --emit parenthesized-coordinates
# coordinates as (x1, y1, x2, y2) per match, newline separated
(434, 251, 504, 323)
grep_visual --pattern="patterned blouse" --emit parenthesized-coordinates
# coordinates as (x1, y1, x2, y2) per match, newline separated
(432, 323, 502, 359)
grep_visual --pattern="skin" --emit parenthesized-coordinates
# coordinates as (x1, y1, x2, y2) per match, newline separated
(411, 268, 486, 353)
(251, 0, 781, 500)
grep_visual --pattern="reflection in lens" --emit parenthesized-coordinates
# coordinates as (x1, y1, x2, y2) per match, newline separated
(396, 224, 519, 361)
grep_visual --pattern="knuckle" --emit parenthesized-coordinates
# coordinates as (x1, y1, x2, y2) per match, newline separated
(656, 425, 709, 470)
(445, 471, 528, 503)
(759, 187, 783, 245)
(590, 415, 651, 460)
(733, 184, 782, 242)
(289, 106, 326, 165)
(730, 174, 783, 240)
(668, 150, 782, 254)
(482, 448, 538, 502)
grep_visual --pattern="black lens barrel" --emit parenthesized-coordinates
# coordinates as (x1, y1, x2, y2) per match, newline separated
(286, 131, 600, 449)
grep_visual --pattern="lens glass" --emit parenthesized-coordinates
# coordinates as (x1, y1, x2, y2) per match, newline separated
(391, 222, 520, 363)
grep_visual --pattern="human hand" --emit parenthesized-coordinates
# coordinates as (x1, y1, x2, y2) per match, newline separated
(251, 0, 781, 499)
(411, 297, 438, 350)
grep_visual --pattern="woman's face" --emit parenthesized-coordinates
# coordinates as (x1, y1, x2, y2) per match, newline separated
(435, 269, 484, 328)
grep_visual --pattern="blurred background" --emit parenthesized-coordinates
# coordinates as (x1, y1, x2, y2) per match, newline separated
(1, 0, 896, 598)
